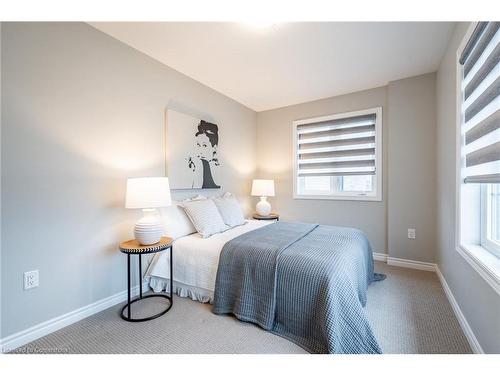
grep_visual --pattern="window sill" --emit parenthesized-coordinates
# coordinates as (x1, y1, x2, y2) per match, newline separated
(456, 243, 500, 295)
(293, 194, 382, 202)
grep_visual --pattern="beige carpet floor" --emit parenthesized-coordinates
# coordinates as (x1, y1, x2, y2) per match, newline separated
(12, 262, 472, 354)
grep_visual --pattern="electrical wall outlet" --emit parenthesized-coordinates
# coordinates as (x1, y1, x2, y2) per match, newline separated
(408, 228, 416, 239)
(24, 270, 39, 290)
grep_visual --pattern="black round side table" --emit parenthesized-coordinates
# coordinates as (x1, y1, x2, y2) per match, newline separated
(119, 237, 173, 322)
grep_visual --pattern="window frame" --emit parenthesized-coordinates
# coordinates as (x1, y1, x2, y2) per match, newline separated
(455, 22, 500, 295)
(292, 107, 383, 202)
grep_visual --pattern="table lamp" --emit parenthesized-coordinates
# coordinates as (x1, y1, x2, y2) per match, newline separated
(251, 179, 275, 216)
(126, 177, 172, 245)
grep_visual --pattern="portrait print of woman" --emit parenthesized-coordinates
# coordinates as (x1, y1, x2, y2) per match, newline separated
(187, 120, 220, 189)
(166, 110, 222, 190)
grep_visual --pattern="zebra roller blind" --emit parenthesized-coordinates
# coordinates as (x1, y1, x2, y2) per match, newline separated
(460, 22, 500, 184)
(296, 110, 380, 177)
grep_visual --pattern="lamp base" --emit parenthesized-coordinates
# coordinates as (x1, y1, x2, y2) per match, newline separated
(256, 196, 271, 216)
(134, 209, 163, 245)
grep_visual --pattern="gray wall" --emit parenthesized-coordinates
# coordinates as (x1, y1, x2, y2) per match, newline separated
(387, 74, 437, 262)
(256, 87, 388, 252)
(256, 74, 437, 260)
(436, 22, 500, 353)
(1, 22, 256, 338)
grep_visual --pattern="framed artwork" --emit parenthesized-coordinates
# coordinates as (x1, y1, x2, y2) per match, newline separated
(165, 109, 221, 189)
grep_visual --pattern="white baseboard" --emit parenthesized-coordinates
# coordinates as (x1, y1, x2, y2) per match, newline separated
(435, 266, 484, 354)
(373, 252, 436, 272)
(372, 252, 388, 262)
(386, 256, 436, 272)
(0, 281, 149, 353)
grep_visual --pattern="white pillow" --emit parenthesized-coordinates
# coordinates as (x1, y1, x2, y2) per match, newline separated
(159, 205, 196, 240)
(181, 199, 228, 238)
(213, 194, 245, 228)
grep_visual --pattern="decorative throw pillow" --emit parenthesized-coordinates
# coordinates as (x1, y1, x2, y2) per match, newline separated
(159, 204, 196, 240)
(181, 199, 228, 238)
(213, 194, 246, 228)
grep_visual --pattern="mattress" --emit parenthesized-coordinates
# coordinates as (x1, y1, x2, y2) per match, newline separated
(144, 220, 272, 302)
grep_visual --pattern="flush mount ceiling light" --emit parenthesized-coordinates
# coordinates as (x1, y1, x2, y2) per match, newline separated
(242, 20, 275, 29)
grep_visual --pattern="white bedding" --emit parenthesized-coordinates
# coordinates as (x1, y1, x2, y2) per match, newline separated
(145, 220, 272, 302)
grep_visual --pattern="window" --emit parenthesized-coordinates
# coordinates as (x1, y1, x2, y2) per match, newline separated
(481, 184, 500, 257)
(293, 107, 382, 201)
(457, 22, 500, 278)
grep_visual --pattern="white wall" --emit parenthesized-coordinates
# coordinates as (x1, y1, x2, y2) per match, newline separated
(436, 22, 500, 353)
(1, 22, 256, 338)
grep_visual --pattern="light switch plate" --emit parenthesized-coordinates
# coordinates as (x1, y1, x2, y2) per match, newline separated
(24, 270, 39, 290)
(408, 228, 416, 239)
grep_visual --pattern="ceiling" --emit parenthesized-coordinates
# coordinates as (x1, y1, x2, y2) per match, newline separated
(90, 22, 455, 112)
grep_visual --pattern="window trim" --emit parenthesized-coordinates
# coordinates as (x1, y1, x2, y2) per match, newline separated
(455, 22, 500, 295)
(292, 107, 383, 202)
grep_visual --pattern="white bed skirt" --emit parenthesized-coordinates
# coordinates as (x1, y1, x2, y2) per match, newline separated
(146, 276, 214, 304)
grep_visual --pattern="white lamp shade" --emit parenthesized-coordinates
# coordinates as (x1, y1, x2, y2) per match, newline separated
(251, 179, 275, 197)
(125, 177, 172, 209)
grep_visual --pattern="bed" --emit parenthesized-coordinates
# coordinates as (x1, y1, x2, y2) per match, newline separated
(145, 219, 383, 354)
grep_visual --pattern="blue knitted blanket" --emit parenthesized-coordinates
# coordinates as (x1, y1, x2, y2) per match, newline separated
(213, 221, 383, 354)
